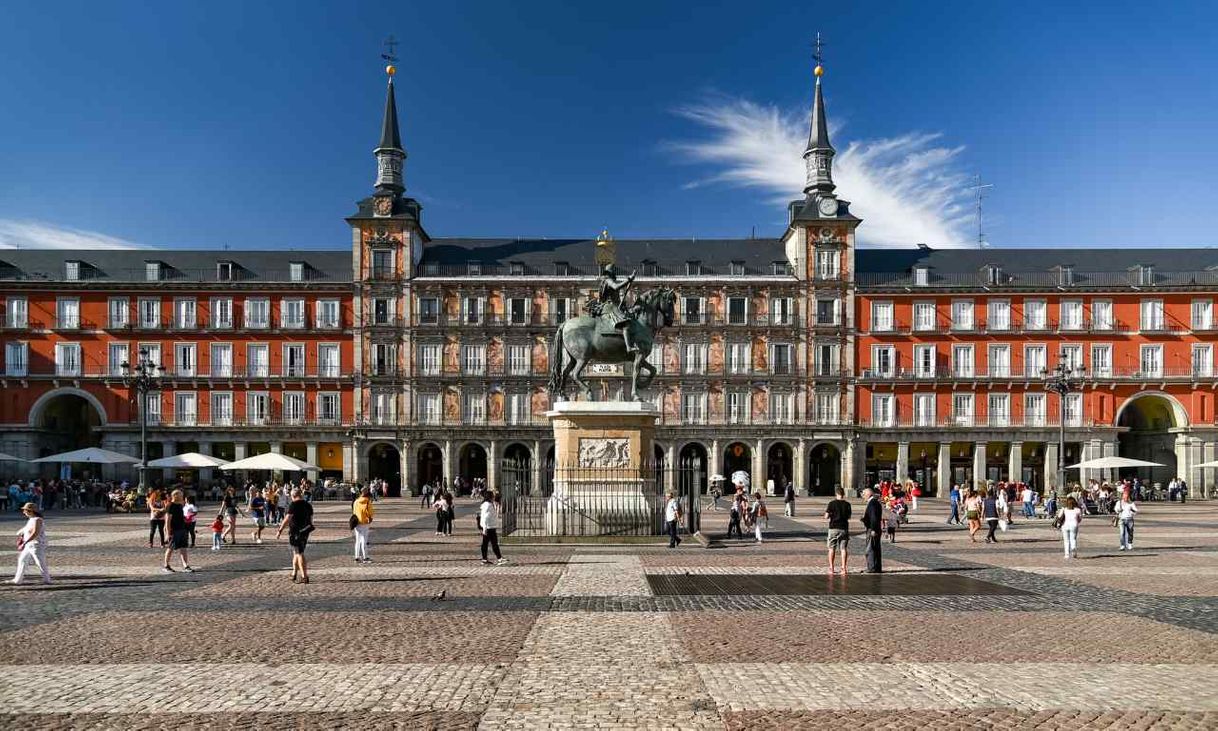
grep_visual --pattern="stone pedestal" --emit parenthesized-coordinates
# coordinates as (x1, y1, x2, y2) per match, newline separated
(544, 401, 659, 536)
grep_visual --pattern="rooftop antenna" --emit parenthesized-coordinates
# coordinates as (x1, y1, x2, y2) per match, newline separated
(970, 174, 994, 248)
(813, 32, 824, 70)
(381, 35, 399, 66)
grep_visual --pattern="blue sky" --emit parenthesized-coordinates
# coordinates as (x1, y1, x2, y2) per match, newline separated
(1, 1, 1216, 250)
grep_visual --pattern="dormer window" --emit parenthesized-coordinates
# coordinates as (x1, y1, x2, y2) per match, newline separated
(509, 261, 524, 276)
(913, 265, 929, 287)
(772, 261, 790, 276)
(730, 260, 745, 276)
(289, 261, 305, 282)
(65, 261, 81, 281)
(641, 260, 657, 277)
(1137, 265, 1154, 286)
(422, 262, 439, 276)
(555, 262, 571, 276)
(467, 261, 482, 276)
(983, 265, 1002, 285)
(145, 261, 161, 281)
(217, 261, 234, 281)
(1057, 265, 1075, 287)
(686, 260, 702, 276)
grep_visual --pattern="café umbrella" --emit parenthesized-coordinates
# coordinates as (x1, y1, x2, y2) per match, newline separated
(144, 452, 231, 469)
(1065, 456, 1164, 470)
(0, 452, 26, 462)
(31, 447, 141, 465)
(219, 452, 319, 473)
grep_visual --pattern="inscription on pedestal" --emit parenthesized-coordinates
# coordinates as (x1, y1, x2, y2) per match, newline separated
(578, 438, 630, 468)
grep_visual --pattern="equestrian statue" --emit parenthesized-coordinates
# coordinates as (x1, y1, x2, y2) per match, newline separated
(548, 263, 676, 401)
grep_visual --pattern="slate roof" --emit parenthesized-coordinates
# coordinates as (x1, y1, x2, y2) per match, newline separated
(0, 249, 352, 284)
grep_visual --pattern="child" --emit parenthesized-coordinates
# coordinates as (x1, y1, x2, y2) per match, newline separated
(886, 501, 900, 543)
(210, 514, 225, 551)
(183, 494, 199, 548)
(749, 492, 767, 543)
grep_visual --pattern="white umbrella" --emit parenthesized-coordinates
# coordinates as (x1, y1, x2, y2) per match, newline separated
(144, 452, 230, 469)
(709, 474, 726, 482)
(31, 447, 141, 464)
(1195, 460, 1218, 469)
(220, 452, 318, 472)
(0, 452, 25, 462)
(1066, 456, 1164, 470)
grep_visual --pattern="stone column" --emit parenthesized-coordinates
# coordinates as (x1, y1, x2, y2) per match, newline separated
(1203, 441, 1217, 499)
(488, 439, 500, 492)
(1077, 440, 1094, 486)
(443, 439, 455, 489)
(343, 442, 357, 482)
(664, 443, 677, 494)
(161, 441, 176, 486)
(197, 440, 211, 485)
(709, 439, 722, 485)
(399, 440, 411, 496)
(233, 442, 247, 460)
(1188, 437, 1203, 494)
(270, 442, 282, 453)
(895, 441, 910, 483)
(937, 441, 951, 495)
(1044, 442, 1060, 489)
(305, 443, 318, 479)
(532, 439, 543, 494)
(754, 438, 766, 494)
(1008, 442, 1023, 485)
(843, 438, 859, 493)
(973, 442, 987, 487)
(794, 438, 806, 494)
(1102, 440, 1118, 483)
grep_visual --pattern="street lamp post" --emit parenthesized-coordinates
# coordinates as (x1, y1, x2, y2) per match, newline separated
(1043, 360, 1086, 491)
(122, 348, 164, 493)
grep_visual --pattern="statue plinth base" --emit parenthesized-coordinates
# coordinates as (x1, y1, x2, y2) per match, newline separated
(543, 401, 659, 536)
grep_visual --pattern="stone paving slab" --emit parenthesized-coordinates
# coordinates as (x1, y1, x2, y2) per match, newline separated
(517, 612, 689, 663)
(721, 710, 1218, 730)
(177, 572, 559, 599)
(1048, 573, 1218, 597)
(7, 712, 481, 730)
(549, 554, 652, 596)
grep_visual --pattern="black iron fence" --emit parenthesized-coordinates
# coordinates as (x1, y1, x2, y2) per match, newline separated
(499, 458, 704, 537)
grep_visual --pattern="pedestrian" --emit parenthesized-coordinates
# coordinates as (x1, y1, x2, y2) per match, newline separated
(9, 502, 51, 585)
(981, 488, 1000, 543)
(1115, 489, 1138, 551)
(783, 480, 795, 517)
(664, 490, 683, 548)
(1180, 479, 1188, 504)
(276, 485, 290, 527)
(1056, 496, 1083, 559)
(434, 491, 448, 536)
(947, 484, 961, 525)
(479, 490, 507, 565)
(421, 483, 433, 509)
(210, 513, 224, 551)
(727, 490, 744, 539)
(885, 499, 899, 543)
(276, 487, 314, 584)
(352, 486, 374, 563)
(444, 490, 456, 535)
(220, 487, 240, 545)
(861, 487, 883, 573)
(248, 488, 268, 544)
(824, 487, 851, 575)
(161, 489, 194, 573)
(748, 492, 767, 543)
(147, 489, 167, 548)
(994, 488, 1009, 529)
(183, 493, 199, 548)
(964, 487, 982, 542)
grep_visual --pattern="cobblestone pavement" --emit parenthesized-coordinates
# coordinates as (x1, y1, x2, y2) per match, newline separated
(1, 497, 1217, 729)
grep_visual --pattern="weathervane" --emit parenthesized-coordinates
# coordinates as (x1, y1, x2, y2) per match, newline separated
(813, 32, 824, 76)
(382, 35, 399, 78)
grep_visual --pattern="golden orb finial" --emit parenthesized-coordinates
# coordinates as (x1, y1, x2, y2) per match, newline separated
(386, 64, 397, 77)
(814, 65, 823, 77)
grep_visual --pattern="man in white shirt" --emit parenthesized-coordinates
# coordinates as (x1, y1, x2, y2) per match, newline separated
(665, 491, 683, 548)
(1115, 491, 1138, 551)
(1020, 486, 1036, 519)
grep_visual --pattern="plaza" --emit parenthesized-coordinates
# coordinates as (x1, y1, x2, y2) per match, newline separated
(1, 496, 1216, 729)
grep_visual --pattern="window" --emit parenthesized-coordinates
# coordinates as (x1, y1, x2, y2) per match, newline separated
(771, 261, 790, 276)
(914, 393, 936, 427)
(247, 392, 269, 425)
(683, 343, 707, 374)
(913, 266, 929, 286)
(174, 392, 197, 426)
(316, 299, 340, 328)
(145, 261, 161, 281)
(416, 297, 440, 326)
(815, 343, 839, 376)
(726, 391, 748, 423)
(554, 262, 571, 276)
(5, 296, 27, 328)
(217, 261, 233, 281)
(1024, 299, 1047, 330)
(55, 342, 81, 376)
(1060, 345, 1083, 372)
(682, 297, 704, 324)
(371, 343, 396, 376)
(1193, 344, 1213, 377)
(913, 302, 936, 331)
(244, 298, 269, 329)
(417, 393, 441, 425)
(769, 392, 794, 424)
(282, 391, 305, 424)
(463, 392, 486, 425)
(140, 343, 162, 369)
(508, 344, 529, 375)
(642, 260, 658, 277)
(1091, 344, 1112, 378)
(372, 298, 394, 325)
(65, 261, 80, 281)
(281, 299, 305, 329)
(987, 345, 1010, 378)
(552, 297, 574, 324)
(466, 261, 482, 276)
(247, 344, 269, 377)
(318, 392, 341, 424)
(144, 392, 162, 425)
(458, 344, 483, 375)
(1136, 264, 1154, 286)
(1193, 299, 1214, 330)
(872, 394, 895, 427)
(871, 301, 894, 332)
(210, 343, 232, 377)
(108, 343, 128, 376)
(1140, 299, 1164, 331)
(283, 344, 305, 377)
(508, 297, 529, 325)
(173, 298, 196, 329)
(986, 299, 1010, 331)
(1063, 393, 1083, 427)
(988, 393, 1010, 427)
(418, 343, 441, 375)
(770, 343, 793, 375)
(729, 260, 745, 276)
(56, 298, 79, 329)
(1060, 300, 1083, 331)
(509, 262, 525, 276)
(726, 342, 751, 374)
(210, 298, 233, 329)
(1140, 345, 1163, 377)
(648, 343, 663, 374)
(952, 345, 974, 378)
(951, 300, 974, 330)
(815, 299, 839, 326)
(727, 297, 748, 325)
(952, 393, 974, 426)
(815, 393, 838, 424)
(108, 298, 129, 328)
(504, 392, 529, 425)
(685, 260, 702, 276)
(681, 392, 707, 424)
(914, 344, 936, 378)
(1092, 299, 1114, 330)
(771, 297, 795, 325)
(173, 343, 196, 377)
(1024, 345, 1047, 378)
(318, 344, 341, 377)
(1058, 265, 1075, 287)
(815, 249, 839, 280)
(211, 392, 233, 426)
(5, 342, 27, 376)
(371, 250, 394, 279)
(462, 296, 483, 325)
(871, 345, 896, 377)
(289, 262, 304, 282)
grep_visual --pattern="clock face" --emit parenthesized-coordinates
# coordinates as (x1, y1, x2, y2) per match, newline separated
(818, 197, 838, 217)
(374, 197, 393, 216)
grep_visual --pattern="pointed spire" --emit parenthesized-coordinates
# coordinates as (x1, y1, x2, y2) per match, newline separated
(806, 74, 833, 155)
(378, 78, 403, 152)
(803, 35, 836, 198)
(374, 65, 406, 195)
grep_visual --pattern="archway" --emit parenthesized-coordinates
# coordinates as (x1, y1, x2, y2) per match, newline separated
(766, 442, 793, 494)
(503, 443, 533, 495)
(723, 441, 751, 481)
(1117, 393, 1182, 485)
(458, 443, 488, 493)
(679, 442, 709, 495)
(367, 442, 401, 496)
(809, 443, 841, 496)
(654, 443, 667, 492)
(33, 391, 105, 458)
(417, 443, 443, 491)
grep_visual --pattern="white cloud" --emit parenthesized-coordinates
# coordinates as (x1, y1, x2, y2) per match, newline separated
(0, 219, 144, 250)
(670, 95, 973, 247)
